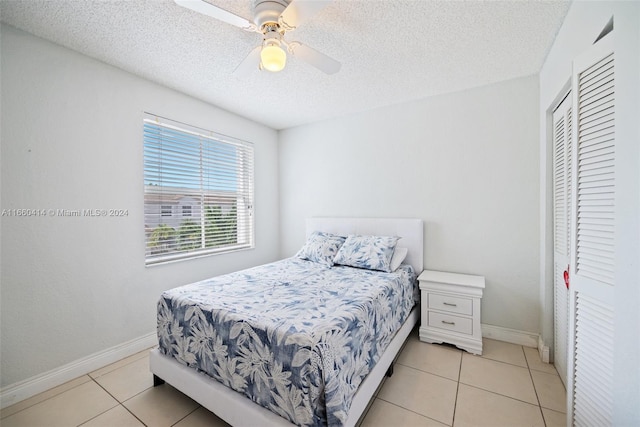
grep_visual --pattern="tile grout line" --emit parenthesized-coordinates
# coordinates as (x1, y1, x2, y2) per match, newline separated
(457, 381, 544, 409)
(84, 348, 163, 426)
(451, 349, 464, 427)
(88, 349, 152, 381)
(395, 360, 459, 383)
(171, 406, 203, 427)
(112, 382, 159, 427)
(523, 344, 550, 427)
(531, 375, 549, 427)
(123, 403, 149, 427)
(82, 377, 149, 426)
(375, 396, 450, 426)
(0, 376, 93, 420)
(475, 354, 531, 370)
(459, 351, 542, 407)
(71, 349, 157, 426)
(394, 339, 558, 425)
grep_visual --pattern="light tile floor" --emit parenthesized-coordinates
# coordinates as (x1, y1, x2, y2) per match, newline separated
(1, 329, 567, 427)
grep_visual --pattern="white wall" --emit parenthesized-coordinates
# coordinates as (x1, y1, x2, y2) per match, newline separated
(0, 25, 280, 389)
(279, 75, 540, 334)
(538, 1, 639, 423)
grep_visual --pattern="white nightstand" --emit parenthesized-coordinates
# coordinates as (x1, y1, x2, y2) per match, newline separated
(418, 270, 485, 355)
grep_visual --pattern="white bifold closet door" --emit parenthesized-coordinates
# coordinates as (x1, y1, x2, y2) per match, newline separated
(552, 93, 571, 387)
(567, 33, 615, 426)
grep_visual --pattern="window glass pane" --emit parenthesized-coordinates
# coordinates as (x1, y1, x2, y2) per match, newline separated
(143, 115, 254, 265)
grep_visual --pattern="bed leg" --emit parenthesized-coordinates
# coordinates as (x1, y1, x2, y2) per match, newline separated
(385, 363, 394, 377)
(153, 374, 165, 387)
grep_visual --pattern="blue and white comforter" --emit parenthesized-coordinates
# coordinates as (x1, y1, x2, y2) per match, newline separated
(157, 257, 418, 426)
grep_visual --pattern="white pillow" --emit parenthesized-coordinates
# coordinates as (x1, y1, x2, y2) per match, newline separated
(389, 247, 408, 272)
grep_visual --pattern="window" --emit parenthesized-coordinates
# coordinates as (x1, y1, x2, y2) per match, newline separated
(143, 114, 254, 265)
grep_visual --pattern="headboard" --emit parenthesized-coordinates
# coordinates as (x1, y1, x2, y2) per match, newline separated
(305, 217, 424, 273)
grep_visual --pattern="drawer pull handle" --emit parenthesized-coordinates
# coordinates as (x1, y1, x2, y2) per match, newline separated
(443, 302, 457, 307)
(441, 320, 455, 325)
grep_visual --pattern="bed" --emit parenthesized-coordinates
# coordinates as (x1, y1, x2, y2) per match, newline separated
(149, 217, 424, 426)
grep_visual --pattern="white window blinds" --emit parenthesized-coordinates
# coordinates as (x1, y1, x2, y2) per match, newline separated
(143, 114, 254, 265)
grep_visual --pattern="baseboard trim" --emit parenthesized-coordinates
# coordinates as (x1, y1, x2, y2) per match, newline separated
(481, 323, 539, 348)
(538, 336, 550, 363)
(0, 332, 157, 409)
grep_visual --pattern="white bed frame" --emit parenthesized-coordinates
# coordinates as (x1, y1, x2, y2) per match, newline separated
(150, 217, 423, 427)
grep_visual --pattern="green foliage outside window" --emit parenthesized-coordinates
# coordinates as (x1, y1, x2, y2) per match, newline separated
(147, 205, 238, 255)
(148, 224, 176, 255)
(205, 205, 237, 247)
(177, 219, 201, 251)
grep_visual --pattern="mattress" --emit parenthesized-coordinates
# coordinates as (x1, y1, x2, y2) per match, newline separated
(157, 257, 418, 426)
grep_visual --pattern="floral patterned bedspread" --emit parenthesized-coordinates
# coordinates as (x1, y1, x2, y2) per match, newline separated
(157, 257, 417, 426)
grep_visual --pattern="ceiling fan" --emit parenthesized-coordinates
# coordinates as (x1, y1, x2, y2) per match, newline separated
(174, 0, 341, 75)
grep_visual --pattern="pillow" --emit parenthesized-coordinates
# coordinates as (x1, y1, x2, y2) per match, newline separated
(333, 234, 400, 272)
(295, 231, 346, 267)
(389, 246, 408, 272)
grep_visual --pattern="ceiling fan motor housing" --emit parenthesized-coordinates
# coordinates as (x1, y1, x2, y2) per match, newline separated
(253, 0, 289, 28)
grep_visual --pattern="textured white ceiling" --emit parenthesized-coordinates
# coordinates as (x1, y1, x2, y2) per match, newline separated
(0, 0, 570, 129)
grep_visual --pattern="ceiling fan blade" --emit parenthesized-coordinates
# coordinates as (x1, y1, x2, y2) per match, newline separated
(233, 46, 262, 77)
(288, 42, 341, 74)
(174, 0, 256, 31)
(279, 0, 332, 30)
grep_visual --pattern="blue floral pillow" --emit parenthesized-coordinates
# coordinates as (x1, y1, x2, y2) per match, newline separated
(295, 231, 346, 267)
(333, 234, 400, 272)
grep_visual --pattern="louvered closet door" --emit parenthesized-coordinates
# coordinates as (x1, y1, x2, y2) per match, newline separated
(567, 33, 615, 427)
(552, 94, 571, 387)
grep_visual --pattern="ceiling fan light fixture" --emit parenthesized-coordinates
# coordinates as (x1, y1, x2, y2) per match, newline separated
(260, 39, 286, 72)
(174, 0, 340, 75)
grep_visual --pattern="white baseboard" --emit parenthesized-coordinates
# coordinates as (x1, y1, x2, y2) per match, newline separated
(0, 332, 157, 410)
(481, 323, 539, 348)
(538, 336, 550, 363)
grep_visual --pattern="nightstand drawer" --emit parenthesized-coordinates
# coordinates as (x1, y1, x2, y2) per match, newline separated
(428, 293, 473, 316)
(428, 312, 473, 335)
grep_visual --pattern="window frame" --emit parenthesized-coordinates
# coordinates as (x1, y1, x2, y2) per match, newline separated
(143, 113, 255, 266)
